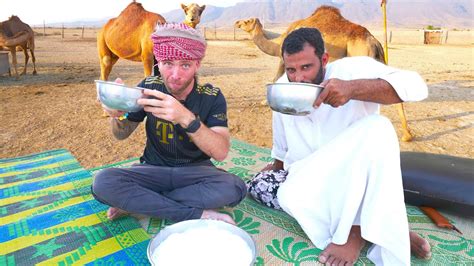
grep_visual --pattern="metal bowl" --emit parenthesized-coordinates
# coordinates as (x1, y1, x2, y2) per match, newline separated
(266, 82, 324, 116)
(95, 80, 145, 112)
(147, 219, 256, 265)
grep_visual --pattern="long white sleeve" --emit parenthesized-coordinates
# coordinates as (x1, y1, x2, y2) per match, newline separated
(325, 57, 429, 102)
(271, 111, 288, 162)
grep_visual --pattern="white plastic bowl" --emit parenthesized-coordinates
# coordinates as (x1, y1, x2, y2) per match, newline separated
(147, 219, 256, 266)
(266, 82, 324, 116)
(95, 80, 145, 112)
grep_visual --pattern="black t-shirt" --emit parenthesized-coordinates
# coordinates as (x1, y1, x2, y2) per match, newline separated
(127, 76, 228, 167)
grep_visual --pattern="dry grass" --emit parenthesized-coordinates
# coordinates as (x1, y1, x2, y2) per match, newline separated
(1, 29, 473, 168)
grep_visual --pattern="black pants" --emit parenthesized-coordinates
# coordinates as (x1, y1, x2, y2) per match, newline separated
(92, 163, 247, 222)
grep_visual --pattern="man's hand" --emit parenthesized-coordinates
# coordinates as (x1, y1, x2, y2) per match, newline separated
(261, 159, 284, 172)
(137, 89, 194, 127)
(314, 78, 353, 108)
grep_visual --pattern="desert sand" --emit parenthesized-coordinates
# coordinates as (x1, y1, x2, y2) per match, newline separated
(1, 30, 473, 168)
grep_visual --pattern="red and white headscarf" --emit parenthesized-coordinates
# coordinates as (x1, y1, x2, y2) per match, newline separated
(151, 23, 206, 62)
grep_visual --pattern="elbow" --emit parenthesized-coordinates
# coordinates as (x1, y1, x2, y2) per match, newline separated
(112, 131, 129, 140)
(212, 144, 229, 162)
(114, 135, 127, 140)
(212, 149, 229, 162)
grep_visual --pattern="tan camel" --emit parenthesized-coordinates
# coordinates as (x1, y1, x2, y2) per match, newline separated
(235, 6, 413, 141)
(0, 15, 37, 80)
(97, 1, 166, 81)
(181, 3, 206, 28)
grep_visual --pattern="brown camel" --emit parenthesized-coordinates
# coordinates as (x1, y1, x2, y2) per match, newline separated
(181, 3, 206, 28)
(97, 1, 166, 81)
(235, 6, 413, 141)
(0, 15, 37, 80)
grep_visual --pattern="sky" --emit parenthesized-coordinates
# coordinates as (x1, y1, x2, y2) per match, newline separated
(1, 0, 246, 25)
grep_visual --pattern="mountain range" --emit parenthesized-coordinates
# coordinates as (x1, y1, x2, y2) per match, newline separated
(41, 0, 473, 29)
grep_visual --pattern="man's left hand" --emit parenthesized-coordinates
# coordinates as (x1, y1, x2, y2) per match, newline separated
(138, 89, 193, 125)
(314, 78, 353, 108)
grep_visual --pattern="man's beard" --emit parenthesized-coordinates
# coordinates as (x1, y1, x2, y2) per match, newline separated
(312, 66, 325, 85)
(163, 76, 195, 96)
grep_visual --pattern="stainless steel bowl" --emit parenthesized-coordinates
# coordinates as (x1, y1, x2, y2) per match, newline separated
(95, 80, 145, 112)
(147, 219, 257, 265)
(266, 82, 324, 116)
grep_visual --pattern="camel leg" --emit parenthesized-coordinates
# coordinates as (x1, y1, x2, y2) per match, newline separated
(21, 45, 29, 75)
(142, 53, 154, 77)
(396, 103, 413, 142)
(30, 46, 37, 75)
(99, 54, 119, 81)
(97, 32, 119, 81)
(9, 49, 19, 80)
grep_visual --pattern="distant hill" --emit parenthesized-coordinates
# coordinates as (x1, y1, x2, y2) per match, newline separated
(164, 0, 473, 29)
(39, 0, 472, 29)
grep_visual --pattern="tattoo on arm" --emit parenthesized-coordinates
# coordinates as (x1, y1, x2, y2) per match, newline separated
(111, 119, 139, 140)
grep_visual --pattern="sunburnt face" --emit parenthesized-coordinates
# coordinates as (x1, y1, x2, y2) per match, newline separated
(158, 60, 200, 98)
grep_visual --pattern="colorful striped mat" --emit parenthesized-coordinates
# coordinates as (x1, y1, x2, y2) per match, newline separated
(0, 150, 150, 265)
(2, 140, 473, 265)
(91, 139, 474, 265)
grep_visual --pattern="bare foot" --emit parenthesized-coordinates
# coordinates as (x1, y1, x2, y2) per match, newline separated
(200, 210, 236, 225)
(318, 226, 365, 266)
(410, 231, 431, 259)
(106, 207, 129, 220)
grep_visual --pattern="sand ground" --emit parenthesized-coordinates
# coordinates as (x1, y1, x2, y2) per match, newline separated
(0, 34, 473, 168)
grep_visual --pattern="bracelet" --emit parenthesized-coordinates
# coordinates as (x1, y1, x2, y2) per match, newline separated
(117, 113, 129, 121)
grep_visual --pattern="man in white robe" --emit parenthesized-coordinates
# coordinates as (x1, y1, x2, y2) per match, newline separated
(247, 28, 430, 265)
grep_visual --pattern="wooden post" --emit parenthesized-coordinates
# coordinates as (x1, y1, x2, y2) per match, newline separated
(43, 20, 46, 36)
(381, 1, 389, 64)
(233, 27, 236, 41)
(389, 30, 392, 43)
(214, 23, 217, 40)
(81, 26, 85, 39)
(62, 24, 64, 39)
(445, 30, 449, 44)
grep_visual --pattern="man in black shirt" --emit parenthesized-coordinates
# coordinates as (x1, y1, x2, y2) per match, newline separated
(92, 23, 247, 224)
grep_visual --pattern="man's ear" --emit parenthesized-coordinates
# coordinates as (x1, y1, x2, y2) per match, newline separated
(321, 52, 329, 67)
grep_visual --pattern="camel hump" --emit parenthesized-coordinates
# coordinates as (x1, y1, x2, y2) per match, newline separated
(312, 5, 343, 17)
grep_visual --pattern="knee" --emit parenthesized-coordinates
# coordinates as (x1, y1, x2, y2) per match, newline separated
(206, 175, 247, 208)
(92, 168, 121, 200)
(276, 180, 292, 210)
(102, 55, 113, 66)
(369, 114, 394, 131)
(228, 176, 247, 206)
(364, 115, 398, 143)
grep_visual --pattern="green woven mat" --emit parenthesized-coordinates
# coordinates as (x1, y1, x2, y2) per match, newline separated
(90, 139, 474, 265)
(0, 149, 150, 265)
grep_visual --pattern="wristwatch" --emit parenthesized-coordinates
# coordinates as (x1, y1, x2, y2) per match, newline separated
(184, 115, 201, 133)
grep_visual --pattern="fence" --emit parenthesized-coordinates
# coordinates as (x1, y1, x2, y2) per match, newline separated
(32, 26, 100, 40)
(32, 26, 472, 45)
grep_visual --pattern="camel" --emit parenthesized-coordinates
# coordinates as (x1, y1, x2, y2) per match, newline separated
(97, 1, 166, 81)
(235, 6, 413, 141)
(0, 15, 37, 80)
(98, 2, 208, 81)
(181, 3, 206, 28)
